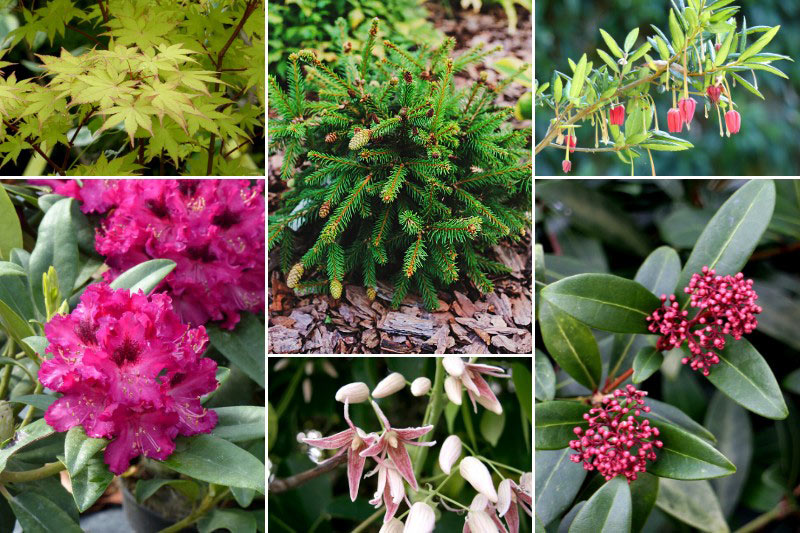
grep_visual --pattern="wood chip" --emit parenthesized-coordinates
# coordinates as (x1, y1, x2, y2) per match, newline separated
(271, 316, 295, 328)
(511, 295, 532, 326)
(345, 285, 377, 318)
(362, 328, 379, 349)
(491, 334, 516, 352)
(424, 325, 451, 355)
(268, 326, 302, 354)
(453, 291, 476, 318)
(492, 244, 525, 278)
(289, 310, 313, 335)
(379, 311, 436, 338)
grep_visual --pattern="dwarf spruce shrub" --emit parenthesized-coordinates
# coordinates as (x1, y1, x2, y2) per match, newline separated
(268, 18, 532, 310)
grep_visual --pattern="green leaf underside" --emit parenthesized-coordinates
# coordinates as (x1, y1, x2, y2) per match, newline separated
(569, 476, 632, 533)
(538, 299, 601, 390)
(535, 401, 591, 450)
(535, 448, 588, 526)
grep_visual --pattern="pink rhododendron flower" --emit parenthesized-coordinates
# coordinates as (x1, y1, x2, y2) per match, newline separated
(302, 400, 375, 501)
(38, 284, 218, 475)
(30, 179, 265, 329)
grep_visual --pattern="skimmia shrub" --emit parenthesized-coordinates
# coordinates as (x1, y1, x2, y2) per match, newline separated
(535, 180, 795, 532)
(533, 0, 788, 175)
(0, 0, 265, 176)
(268, 19, 532, 310)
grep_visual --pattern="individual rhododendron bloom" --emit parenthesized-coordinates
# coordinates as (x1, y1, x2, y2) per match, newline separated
(678, 97, 697, 126)
(360, 401, 435, 491)
(38, 284, 218, 475)
(646, 266, 761, 375)
(302, 400, 375, 501)
(443, 360, 509, 415)
(667, 107, 683, 133)
(569, 385, 663, 482)
(707, 85, 722, 104)
(32, 179, 265, 329)
(609, 104, 625, 126)
(725, 109, 741, 135)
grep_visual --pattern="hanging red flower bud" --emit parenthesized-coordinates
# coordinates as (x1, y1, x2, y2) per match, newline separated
(678, 97, 697, 125)
(706, 85, 722, 104)
(725, 109, 741, 135)
(562, 160, 572, 173)
(667, 108, 683, 133)
(564, 134, 576, 153)
(715, 43, 722, 52)
(609, 104, 625, 126)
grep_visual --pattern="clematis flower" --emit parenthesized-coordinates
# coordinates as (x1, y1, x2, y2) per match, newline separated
(302, 400, 375, 501)
(360, 401, 435, 491)
(464, 495, 504, 533)
(366, 456, 407, 523)
(497, 476, 533, 533)
(39, 284, 218, 475)
(443, 359, 509, 415)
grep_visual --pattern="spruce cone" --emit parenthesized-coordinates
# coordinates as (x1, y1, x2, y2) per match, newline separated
(330, 279, 343, 299)
(403, 71, 413, 83)
(367, 287, 377, 301)
(286, 262, 304, 289)
(348, 129, 371, 150)
(325, 132, 338, 143)
(319, 201, 331, 218)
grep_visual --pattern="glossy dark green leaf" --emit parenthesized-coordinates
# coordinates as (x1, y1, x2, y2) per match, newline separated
(633, 346, 663, 384)
(0, 299, 35, 351)
(785, 368, 800, 394)
(538, 299, 601, 390)
(512, 362, 533, 422)
(634, 246, 681, 298)
(231, 485, 256, 507)
(0, 418, 54, 474)
(752, 280, 800, 351)
(541, 274, 660, 334)
(0, 260, 35, 323)
(705, 391, 752, 517)
(64, 426, 108, 476)
(655, 479, 729, 533)
(677, 180, 776, 308)
(536, 449, 588, 525)
(535, 349, 556, 402)
(109, 259, 177, 295)
(630, 472, 659, 533)
(535, 401, 590, 450)
(558, 502, 585, 533)
(22, 336, 48, 359)
(648, 421, 735, 480)
(161, 434, 265, 493)
(29, 197, 79, 315)
(646, 398, 716, 443)
(135, 478, 201, 503)
(208, 313, 265, 388)
(8, 491, 83, 533)
(705, 338, 788, 420)
(0, 186, 23, 261)
(69, 456, 114, 512)
(569, 476, 632, 533)
(211, 406, 265, 442)
(199, 509, 258, 533)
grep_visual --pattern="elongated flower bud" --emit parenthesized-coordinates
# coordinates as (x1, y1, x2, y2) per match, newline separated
(725, 109, 741, 135)
(443, 356, 465, 377)
(444, 376, 462, 405)
(562, 160, 572, 173)
(678, 97, 697, 126)
(349, 129, 371, 150)
(438, 435, 463, 474)
(609, 104, 625, 126)
(335, 382, 370, 404)
(379, 519, 404, 533)
(496, 479, 512, 516)
(667, 108, 683, 133)
(330, 279, 343, 299)
(286, 262, 304, 289)
(0, 401, 13, 443)
(372, 372, 406, 398)
(460, 456, 498, 503)
(403, 502, 435, 533)
(466, 510, 499, 533)
(410, 377, 431, 396)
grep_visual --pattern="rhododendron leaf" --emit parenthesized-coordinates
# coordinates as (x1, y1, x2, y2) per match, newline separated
(648, 421, 736, 480)
(208, 313, 265, 388)
(202, 367, 231, 405)
(535, 449, 588, 526)
(569, 476, 631, 533)
(29, 197, 79, 317)
(705, 391, 753, 518)
(68, 455, 114, 512)
(135, 479, 201, 503)
(633, 346, 664, 384)
(538, 300, 601, 390)
(7, 491, 82, 533)
(535, 349, 556, 402)
(230, 486, 256, 508)
(542, 274, 660, 334)
(198, 509, 258, 533)
(108, 258, 176, 295)
(512, 362, 533, 422)
(161, 434, 265, 493)
(645, 399, 717, 443)
(655, 479, 729, 533)
(785, 369, 800, 394)
(22, 335, 48, 359)
(0, 186, 22, 261)
(211, 406, 265, 442)
(8, 394, 57, 411)
(64, 426, 108, 477)
(0, 418, 54, 474)
(0, 261, 35, 324)
(0, 300, 36, 354)
(630, 472, 659, 533)
(677, 179, 776, 309)
(704, 338, 788, 420)
(534, 400, 590, 450)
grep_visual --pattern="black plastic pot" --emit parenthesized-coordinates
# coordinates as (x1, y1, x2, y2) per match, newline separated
(120, 483, 195, 533)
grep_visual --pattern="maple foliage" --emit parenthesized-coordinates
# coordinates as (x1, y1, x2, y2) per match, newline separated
(0, 0, 265, 175)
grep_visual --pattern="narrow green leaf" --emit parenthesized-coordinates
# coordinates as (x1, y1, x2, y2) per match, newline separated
(655, 479, 730, 533)
(668, 9, 685, 50)
(541, 274, 661, 334)
(738, 25, 780, 63)
(648, 421, 736, 480)
(0, 260, 35, 323)
(569, 54, 588, 99)
(0, 299, 35, 349)
(705, 338, 788, 420)
(512, 362, 533, 422)
(535, 400, 590, 450)
(69, 456, 114, 512)
(633, 346, 663, 383)
(535, 349, 556, 402)
(729, 72, 764, 99)
(715, 26, 736, 66)
(624, 27, 640, 52)
(569, 476, 632, 533)
(553, 75, 563, 104)
(599, 29, 624, 58)
(629, 42, 652, 63)
(109, 259, 177, 295)
(135, 479, 201, 503)
(536, 449, 588, 525)
(596, 49, 619, 74)
(784, 368, 800, 394)
(267, 402, 278, 453)
(0, 186, 23, 261)
(631, 472, 660, 533)
(479, 409, 506, 447)
(538, 299, 602, 390)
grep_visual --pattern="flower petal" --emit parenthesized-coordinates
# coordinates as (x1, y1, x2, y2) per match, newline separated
(467, 363, 508, 378)
(303, 428, 353, 449)
(347, 446, 367, 502)
(371, 400, 392, 430)
(387, 442, 418, 490)
(360, 434, 386, 457)
(504, 500, 519, 533)
(394, 424, 434, 441)
(497, 479, 512, 516)
(383, 480, 401, 523)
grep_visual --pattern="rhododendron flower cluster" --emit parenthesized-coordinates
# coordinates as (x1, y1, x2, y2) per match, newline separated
(31, 179, 265, 329)
(646, 266, 761, 375)
(39, 284, 218, 475)
(569, 385, 662, 483)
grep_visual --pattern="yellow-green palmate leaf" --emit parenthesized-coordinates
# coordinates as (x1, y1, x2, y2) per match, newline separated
(0, 73, 31, 118)
(97, 101, 156, 146)
(139, 79, 205, 132)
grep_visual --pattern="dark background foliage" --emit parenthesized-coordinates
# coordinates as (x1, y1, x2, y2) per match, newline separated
(535, 178, 800, 531)
(534, 1, 800, 175)
(267, 357, 532, 532)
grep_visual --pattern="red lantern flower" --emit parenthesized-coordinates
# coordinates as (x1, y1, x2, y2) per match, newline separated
(609, 104, 625, 126)
(725, 109, 741, 135)
(706, 85, 722, 104)
(678, 97, 697, 125)
(562, 160, 572, 173)
(667, 108, 683, 133)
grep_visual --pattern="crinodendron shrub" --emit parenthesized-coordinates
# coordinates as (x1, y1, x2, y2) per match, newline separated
(534, 0, 788, 175)
(0, 0, 265, 176)
(267, 357, 533, 531)
(268, 19, 532, 310)
(534, 179, 800, 532)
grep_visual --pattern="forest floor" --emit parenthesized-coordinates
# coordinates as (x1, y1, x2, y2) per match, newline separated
(268, 5, 533, 354)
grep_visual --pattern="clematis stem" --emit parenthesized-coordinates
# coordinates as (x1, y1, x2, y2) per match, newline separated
(0, 461, 65, 483)
(276, 363, 305, 418)
(350, 509, 384, 533)
(268, 451, 348, 494)
(412, 359, 445, 479)
(460, 401, 478, 451)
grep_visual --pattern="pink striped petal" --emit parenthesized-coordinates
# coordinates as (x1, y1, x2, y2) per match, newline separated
(303, 428, 353, 449)
(461, 371, 481, 396)
(394, 424, 434, 441)
(360, 435, 386, 457)
(471, 372, 500, 404)
(372, 400, 393, 430)
(504, 501, 519, 533)
(492, 513, 509, 533)
(383, 481, 401, 523)
(387, 442, 418, 490)
(347, 446, 367, 502)
(467, 389, 479, 413)
(404, 439, 437, 448)
(467, 363, 508, 378)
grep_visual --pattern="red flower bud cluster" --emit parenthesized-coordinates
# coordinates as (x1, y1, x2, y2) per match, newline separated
(569, 385, 662, 483)
(646, 266, 761, 376)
